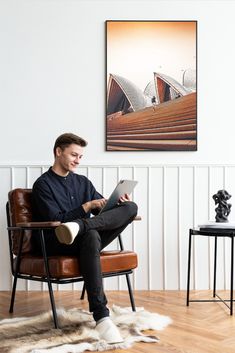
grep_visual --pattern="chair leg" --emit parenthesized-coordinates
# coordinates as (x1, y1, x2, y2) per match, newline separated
(47, 279, 59, 328)
(9, 274, 18, 313)
(80, 283, 86, 300)
(125, 273, 136, 311)
(9, 230, 24, 313)
(119, 235, 136, 310)
(40, 230, 59, 329)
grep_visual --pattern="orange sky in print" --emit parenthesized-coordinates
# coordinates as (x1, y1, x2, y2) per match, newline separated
(106, 21, 197, 90)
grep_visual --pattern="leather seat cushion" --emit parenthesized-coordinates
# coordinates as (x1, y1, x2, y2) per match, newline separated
(15, 250, 138, 279)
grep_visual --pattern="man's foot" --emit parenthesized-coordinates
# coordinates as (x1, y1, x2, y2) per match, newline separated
(55, 222, 80, 244)
(96, 317, 124, 344)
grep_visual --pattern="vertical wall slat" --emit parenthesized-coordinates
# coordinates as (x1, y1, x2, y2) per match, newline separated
(149, 167, 164, 290)
(179, 167, 194, 290)
(162, 166, 166, 290)
(0, 168, 12, 290)
(223, 166, 235, 289)
(147, 167, 151, 290)
(208, 167, 212, 290)
(194, 167, 210, 289)
(164, 167, 179, 290)
(177, 167, 181, 290)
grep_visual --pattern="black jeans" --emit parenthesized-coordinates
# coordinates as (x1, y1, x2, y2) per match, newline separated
(36, 201, 138, 322)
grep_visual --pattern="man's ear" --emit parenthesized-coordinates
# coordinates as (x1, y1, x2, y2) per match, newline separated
(55, 147, 62, 157)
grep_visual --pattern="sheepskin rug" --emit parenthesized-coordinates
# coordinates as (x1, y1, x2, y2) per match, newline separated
(0, 305, 172, 353)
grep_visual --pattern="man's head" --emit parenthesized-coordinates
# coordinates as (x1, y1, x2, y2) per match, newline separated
(53, 133, 88, 175)
(53, 133, 87, 156)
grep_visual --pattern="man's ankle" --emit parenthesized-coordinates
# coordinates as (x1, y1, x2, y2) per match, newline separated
(96, 316, 110, 325)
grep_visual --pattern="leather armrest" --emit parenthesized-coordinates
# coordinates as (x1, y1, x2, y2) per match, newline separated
(15, 221, 61, 228)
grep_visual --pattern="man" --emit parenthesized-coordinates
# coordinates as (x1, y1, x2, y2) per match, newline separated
(32, 132, 138, 343)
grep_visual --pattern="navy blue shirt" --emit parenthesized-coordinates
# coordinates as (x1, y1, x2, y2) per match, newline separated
(32, 167, 103, 222)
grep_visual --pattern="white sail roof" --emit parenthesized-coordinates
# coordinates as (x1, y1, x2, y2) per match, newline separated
(107, 74, 151, 113)
(182, 69, 196, 91)
(154, 72, 190, 96)
(144, 80, 159, 104)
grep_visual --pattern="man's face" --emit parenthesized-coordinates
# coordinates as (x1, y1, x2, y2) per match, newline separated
(55, 144, 83, 174)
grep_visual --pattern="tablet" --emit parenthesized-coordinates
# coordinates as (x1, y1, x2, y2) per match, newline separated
(99, 179, 138, 214)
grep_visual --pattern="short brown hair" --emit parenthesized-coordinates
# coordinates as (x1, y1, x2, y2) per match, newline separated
(53, 133, 87, 156)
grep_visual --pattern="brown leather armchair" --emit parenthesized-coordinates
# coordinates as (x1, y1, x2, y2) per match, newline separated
(7, 188, 138, 328)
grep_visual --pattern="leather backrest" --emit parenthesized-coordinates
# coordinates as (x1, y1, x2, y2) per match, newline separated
(8, 188, 33, 254)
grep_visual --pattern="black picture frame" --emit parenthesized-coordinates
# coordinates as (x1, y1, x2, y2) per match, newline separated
(105, 20, 197, 151)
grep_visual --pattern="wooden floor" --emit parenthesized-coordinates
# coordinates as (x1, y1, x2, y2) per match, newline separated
(1, 290, 235, 353)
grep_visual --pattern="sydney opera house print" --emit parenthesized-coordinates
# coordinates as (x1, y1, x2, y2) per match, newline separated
(106, 21, 197, 151)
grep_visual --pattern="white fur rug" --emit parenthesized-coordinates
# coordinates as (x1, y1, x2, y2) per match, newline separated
(0, 305, 172, 353)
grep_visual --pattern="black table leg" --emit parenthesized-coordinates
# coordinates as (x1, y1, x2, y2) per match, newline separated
(186, 229, 192, 306)
(213, 236, 217, 298)
(230, 236, 234, 315)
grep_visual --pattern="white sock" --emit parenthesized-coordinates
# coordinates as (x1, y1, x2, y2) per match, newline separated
(96, 316, 110, 325)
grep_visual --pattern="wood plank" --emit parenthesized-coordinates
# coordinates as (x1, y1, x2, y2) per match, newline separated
(107, 139, 197, 151)
(107, 146, 143, 151)
(107, 131, 196, 140)
(108, 118, 197, 133)
(108, 123, 197, 135)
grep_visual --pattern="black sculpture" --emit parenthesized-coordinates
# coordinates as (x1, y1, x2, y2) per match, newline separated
(212, 189, 232, 222)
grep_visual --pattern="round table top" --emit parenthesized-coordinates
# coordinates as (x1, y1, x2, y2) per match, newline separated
(190, 227, 235, 236)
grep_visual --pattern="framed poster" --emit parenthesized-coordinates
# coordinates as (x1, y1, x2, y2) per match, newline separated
(106, 20, 197, 151)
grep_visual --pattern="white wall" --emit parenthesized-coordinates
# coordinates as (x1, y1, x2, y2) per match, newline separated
(0, 0, 235, 165)
(1, 0, 235, 291)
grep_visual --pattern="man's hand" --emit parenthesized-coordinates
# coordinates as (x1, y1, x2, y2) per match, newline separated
(119, 193, 131, 202)
(82, 198, 107, 213)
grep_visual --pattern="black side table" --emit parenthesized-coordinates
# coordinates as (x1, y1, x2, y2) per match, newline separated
(186, 228, 235, 315)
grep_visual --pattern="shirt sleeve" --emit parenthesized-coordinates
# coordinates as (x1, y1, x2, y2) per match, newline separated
(87, 178, 103, 200)
(86, 178, 104, 215)
(32, 180, 87, 222)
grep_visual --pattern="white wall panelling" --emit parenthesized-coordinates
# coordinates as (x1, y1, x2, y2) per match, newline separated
(1, 164, 235, 292)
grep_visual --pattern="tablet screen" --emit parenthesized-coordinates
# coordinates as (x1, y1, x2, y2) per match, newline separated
(99, 180, 138, 214)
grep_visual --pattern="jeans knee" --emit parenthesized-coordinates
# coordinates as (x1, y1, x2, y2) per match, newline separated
(123, 201, 138, 219)
(82, 230, 101, 253)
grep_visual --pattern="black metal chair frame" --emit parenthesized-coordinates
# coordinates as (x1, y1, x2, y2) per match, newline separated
(6, 202, 136, 328)
(187, 228, 235, 315)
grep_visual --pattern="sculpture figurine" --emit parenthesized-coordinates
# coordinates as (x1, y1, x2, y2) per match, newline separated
(212, 189, 232, 222)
